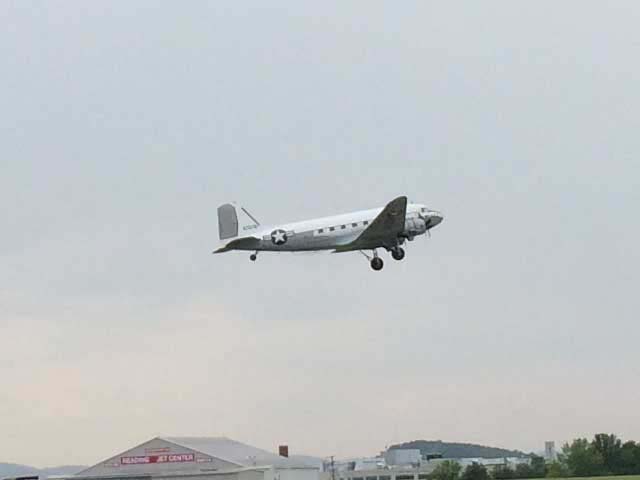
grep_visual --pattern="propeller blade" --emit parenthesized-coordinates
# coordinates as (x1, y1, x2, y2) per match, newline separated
(418, 213, 432, 239)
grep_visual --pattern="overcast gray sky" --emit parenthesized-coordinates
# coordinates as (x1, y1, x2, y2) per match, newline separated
(2, 0, 640, 468)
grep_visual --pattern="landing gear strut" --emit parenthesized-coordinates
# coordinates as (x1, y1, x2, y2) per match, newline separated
(370, 250, 384, 271)
(391, 247, 405, 261)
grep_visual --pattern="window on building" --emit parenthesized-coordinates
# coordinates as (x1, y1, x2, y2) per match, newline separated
(419, 475, 429, 479)
(318, 229, 323, 233)
(396, 476, 415, 480)
(363, 220, 369, 225)
(366, 476, 377, 480)
(330, 227, 335, 231)
(353, 477, 364, 480)
(352, 223, 358, 227)
(341, 225, 346, 229)
(379, 476, 391, 480)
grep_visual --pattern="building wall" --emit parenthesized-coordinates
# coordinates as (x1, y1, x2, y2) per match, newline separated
(329, 465, 438, 480)
(456, 457, 531, 469)
(277, 469, 319, 480)
(78, 438, 240, 477)
(383, 451, 421, 467)
(72, 470, 267, 480)
(158, 474, 245, 480)
(544, 442, 557, 461)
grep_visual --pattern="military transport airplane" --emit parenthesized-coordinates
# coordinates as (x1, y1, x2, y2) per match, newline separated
(213, 196, 443, 271)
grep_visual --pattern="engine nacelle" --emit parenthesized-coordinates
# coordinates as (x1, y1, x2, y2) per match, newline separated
(404, 217, 427, 238)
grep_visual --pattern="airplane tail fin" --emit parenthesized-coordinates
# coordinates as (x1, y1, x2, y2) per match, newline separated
(217, 203, 260, 240)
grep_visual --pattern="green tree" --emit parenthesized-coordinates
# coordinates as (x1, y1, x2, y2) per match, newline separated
(562, 438, 604, 476)
(530, 456, 546, 478)
(493, 466, 515, 480)
(619, 441, 640, 475)
(432, 460, 462, 480)
(591, 433, 622, 474)
(545, 461, 570, 478)
(514, 463, 534, 478)
(461, 463, 489, 480)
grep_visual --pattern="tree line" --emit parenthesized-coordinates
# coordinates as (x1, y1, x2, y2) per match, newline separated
(431, 459, 545, 480)
(431, 434, 640, 480)
(556, 434, 640, 477)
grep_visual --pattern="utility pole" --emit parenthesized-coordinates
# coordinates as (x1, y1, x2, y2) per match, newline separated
(330, 456, 336, 480)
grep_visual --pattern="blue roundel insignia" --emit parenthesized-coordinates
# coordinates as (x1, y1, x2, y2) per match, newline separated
(270, 229, 288, 245)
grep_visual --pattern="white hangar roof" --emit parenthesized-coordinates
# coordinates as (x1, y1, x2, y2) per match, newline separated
(74, 435, 320, 479)
(161, 437, 315, 469)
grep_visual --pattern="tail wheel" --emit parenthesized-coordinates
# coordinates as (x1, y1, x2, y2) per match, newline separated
(391, 247, 405, 261)
(250, 254, 257, 261)
(370, 257, 384, 271)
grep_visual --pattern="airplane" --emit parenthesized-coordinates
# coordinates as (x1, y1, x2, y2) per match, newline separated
(213, 196, 443, 271)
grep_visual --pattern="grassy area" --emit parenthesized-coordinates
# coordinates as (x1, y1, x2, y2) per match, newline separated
(533, 477, 640, 480)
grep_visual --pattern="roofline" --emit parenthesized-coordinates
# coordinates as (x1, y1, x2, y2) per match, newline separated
(76, 437, 165, 476)
(66, 465, 272, 480)
(77, 436, 247, 477)
(159, 437, 314, 470)
(75, 436, 317, 477)
(158, 437, 245, 468)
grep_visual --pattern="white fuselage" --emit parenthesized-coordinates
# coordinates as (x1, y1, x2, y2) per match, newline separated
(243, 203, 442, 252)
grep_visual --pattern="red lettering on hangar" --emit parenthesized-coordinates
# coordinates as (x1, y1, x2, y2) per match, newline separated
(168, 454, 195, 462)
(121, 454, 195, 465)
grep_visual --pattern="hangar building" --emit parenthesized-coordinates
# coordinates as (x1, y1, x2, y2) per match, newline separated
(66, 437, 319, 480)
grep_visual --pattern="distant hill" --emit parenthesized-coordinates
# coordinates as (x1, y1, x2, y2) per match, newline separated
(389, 440, 529, 459)
(0, 463, 86, 479)
(40, 466, 87, 477)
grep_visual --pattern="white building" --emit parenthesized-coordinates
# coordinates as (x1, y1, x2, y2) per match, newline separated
(329, 465, 441, 480)
(544, 442, 557, 461)
(329, 457, 386, 473)
(456, 457, 531, 471)
(64, 437, 319, 480)
(383, 451, 421, 467)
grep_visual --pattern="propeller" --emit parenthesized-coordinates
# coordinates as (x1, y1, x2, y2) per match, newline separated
(417, 213, 432, 239)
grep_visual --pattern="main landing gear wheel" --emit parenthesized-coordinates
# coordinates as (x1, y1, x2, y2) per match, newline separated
(370, 257, 384, 271)
(391, 247, 405, 261)
(249, 253, 257, 261)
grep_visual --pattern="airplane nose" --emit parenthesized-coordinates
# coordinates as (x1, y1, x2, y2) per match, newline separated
(428, 212, 443, 228)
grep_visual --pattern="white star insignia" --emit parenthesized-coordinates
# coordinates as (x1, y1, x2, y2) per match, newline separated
(271, 230, 287, 245)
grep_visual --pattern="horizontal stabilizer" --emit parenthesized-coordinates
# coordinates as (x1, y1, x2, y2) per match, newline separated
(213, 236, 261, 253)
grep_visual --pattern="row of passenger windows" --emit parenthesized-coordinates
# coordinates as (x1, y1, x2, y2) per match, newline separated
(318, 220, 370, 234)
(316, 209, 429, 235)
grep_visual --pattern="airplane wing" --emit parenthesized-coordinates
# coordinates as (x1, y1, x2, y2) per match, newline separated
(334, 196, 407, 252)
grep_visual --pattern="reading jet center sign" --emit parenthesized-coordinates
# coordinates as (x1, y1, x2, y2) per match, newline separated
(121, 453, 195, 465)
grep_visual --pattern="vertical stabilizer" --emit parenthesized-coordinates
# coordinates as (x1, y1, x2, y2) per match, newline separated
(218, 204, 239, 240)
